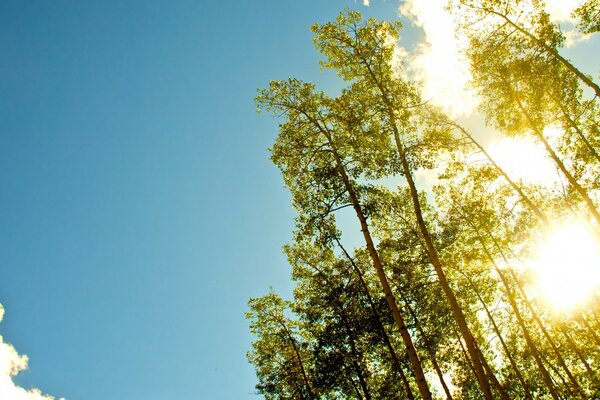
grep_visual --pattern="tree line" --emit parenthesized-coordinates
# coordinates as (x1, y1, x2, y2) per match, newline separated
(247, 1, 600, 398)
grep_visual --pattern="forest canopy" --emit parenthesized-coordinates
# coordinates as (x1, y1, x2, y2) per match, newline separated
(248, 1, 600, 399)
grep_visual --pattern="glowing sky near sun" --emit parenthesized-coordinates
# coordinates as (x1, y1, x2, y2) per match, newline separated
(528, 221, 600, 312)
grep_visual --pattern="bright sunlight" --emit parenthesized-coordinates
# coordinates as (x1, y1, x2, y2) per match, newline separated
(527, 221, 600, 312)
(487, 136, 558, 186)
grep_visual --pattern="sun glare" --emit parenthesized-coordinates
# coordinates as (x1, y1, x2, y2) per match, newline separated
(487, 136, 557, 186)
(527, 221, 600, 312)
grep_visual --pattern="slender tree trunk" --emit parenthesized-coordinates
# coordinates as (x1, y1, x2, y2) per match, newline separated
(505, 268, 587, 399)
(321, 129, 433, 400)
(393, 136, 494, 399)
(558, 105, 600, 164)
(339, 307, 372, 400)
(452, 201, 561, 400)
(580, 316, 600, 347)
(398, 289, 455, 400)
(307, 262, 374, 400)
(275, 318, 315, 398)
(480, 225, 588, 399)
(454, 328, 478, 379)
(477, 348, 511, 400)
(342, 363, 366, 400)
(535, 129, 600, 224)
(559, 324, 596, 378)
(450, 121, 549, 224)
(336, 239, 416, 400)
(460, 271, 533, 399)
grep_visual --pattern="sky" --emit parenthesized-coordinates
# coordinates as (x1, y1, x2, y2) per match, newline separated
(0, 1, 597, 399)
(0, 1, 398, 399)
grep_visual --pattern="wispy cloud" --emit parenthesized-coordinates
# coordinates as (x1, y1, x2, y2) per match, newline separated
(0, 304, 65, 400)
(399, 0, 478, 118)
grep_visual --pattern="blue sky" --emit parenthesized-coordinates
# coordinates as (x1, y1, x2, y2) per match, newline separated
(0, 1, 401, 399)
(1, 1, 598, 399)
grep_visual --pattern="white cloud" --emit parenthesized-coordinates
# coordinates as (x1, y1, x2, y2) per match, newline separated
(545, 0, 583, 22)
(0, 304, 65, 400)
(564, 29, 591, 47)
(399, 0, 479, 118)
(363, 0, 370, 6)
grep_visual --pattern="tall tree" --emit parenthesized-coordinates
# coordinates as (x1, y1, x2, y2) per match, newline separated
(453, 0, 600, 96)
(256, 79, 433, 399)
(249, 5, 600, 399)
(312, 12, 496, 398)
(453, 0, 600, 225)
(247, 293, 315, 399)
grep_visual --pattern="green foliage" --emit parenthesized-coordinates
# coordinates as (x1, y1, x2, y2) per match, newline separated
(573, 0, 600, 34)
(248, 5, 600, 399)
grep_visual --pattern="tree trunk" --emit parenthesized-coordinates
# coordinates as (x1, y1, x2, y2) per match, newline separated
(322, 129, 433, 400)
(579, 316, 600, 347)
(336, 239, 416, 400)
(511, 86, 600, 226)
(478, 348, 511, 400)
(505, 268, 587, 399)
(480, 224, 587, 399)
(398, 289, 455, 400)
(460, 270, 533, 399)
(450, 121, 549, 225)
(275, 317, 315, 398)
(393, 136, 494, 400)
(559, 324, 596, 378)
(453, 201, 561, 400)
(558, 104, 600, 164)
(339, 306, 372, 400)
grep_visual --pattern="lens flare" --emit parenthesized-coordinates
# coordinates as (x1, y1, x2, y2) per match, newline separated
(527, 221, 600, 312)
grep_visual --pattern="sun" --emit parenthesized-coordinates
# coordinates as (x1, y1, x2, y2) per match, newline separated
(527, 221, 600, 313)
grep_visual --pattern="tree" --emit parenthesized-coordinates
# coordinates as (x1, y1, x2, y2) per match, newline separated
(311, 12, 498, 398)
(249, 6, 600, 399)
(452, 0, 600, 97)
(247, 293, 315, 399)
(256, 79, 433, 399)
(453, 0, 600, 226)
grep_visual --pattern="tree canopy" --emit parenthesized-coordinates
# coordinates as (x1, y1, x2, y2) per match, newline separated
(249, 2, 600, 399)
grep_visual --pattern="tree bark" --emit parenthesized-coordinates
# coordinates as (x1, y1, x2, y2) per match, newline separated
(393, 137, 494, 399)
(399, 290, 456, 400)
(460, 270, 533, 399)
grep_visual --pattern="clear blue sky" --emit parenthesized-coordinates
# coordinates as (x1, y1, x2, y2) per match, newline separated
(0, 1, 402, 399)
